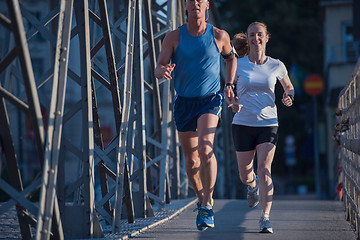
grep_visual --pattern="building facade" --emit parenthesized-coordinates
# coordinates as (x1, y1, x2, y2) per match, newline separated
(321, 0, 360, 198)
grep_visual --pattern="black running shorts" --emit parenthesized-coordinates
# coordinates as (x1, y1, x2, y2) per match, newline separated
(232, 124, 278, 152)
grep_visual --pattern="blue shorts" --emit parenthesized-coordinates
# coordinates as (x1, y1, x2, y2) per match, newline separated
(232, 124, 278, 151)
(174, 92, 224, 132)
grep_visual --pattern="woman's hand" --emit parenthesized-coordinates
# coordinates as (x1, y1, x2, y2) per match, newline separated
(281, 92, 294, 107)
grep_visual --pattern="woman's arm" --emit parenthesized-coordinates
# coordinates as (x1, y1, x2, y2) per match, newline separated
(279, 75, 294, 107)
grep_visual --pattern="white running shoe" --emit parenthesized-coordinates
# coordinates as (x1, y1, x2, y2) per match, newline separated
(259, 216, 273, 233)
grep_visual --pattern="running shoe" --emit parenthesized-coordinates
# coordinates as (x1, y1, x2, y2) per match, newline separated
(259, 216, 273, 233)
(195, 202, 207, 231)
(247, 175, 259, 208)
(195, 199, 214, 231)
(197, 207, 214, 228)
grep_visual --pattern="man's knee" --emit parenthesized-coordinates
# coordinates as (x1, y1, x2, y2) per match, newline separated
(198, 143, 214, 160)
(186, 157, 200, 170)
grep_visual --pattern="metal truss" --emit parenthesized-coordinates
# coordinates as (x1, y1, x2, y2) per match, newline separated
(0, 0, 187, 239)
(0, 0, 237, 238)
(35, 0, 73, 238)
(0, 0, 47, 239)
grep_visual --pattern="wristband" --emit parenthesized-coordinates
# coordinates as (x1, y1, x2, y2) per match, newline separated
(225, 83, 235, 89)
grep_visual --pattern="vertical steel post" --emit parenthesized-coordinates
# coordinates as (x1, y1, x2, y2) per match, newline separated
(35, 0, 73, 239)
(133, 0, 149, 218)
(113, 0, 137, 232)
(72, 0, 99, 237)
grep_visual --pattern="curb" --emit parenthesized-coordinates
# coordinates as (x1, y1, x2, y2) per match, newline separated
(127, 198, 198, 239)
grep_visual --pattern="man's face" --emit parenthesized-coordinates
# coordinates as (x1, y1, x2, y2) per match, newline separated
(186, 0, 209, 19)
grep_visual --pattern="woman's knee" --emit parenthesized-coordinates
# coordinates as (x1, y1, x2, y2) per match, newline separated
(257, 164, 271, 181)
(239, 173, 254, 185)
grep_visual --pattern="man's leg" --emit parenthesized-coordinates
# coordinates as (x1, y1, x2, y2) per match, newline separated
(178, 131, 203, 203)
(197, 113, 219, 206)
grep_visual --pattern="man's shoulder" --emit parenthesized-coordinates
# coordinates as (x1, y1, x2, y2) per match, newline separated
(166, 28, 180, 38)
(163, 28, 180, 44)
(213, 26, 229, 40)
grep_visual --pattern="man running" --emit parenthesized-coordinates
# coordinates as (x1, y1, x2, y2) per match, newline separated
(155, 0, 237, 231)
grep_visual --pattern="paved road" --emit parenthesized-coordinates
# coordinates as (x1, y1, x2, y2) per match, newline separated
(132, 199, 356, 240)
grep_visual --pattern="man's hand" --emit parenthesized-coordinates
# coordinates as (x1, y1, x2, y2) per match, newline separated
(155, 63, 175, 80)
(223, 85, 235, 106)
(230, 96, 242, 113)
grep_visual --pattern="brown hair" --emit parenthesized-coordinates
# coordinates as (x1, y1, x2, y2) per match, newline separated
(232, 33, 248, 58)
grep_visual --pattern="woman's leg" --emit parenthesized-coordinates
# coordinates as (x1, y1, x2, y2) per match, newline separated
(256, 142, 276, 216)
(236, 150, 256, 188)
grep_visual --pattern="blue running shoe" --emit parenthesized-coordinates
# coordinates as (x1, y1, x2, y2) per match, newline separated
(198, 207, 214, 228)
(195, 202, 208, 231)
(194, 199, 215, 231)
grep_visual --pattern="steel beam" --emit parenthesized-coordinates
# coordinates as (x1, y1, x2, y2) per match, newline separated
(35, 0, 73, 239)
(112, 0, 137, 232)
(0, 0, 189, 238)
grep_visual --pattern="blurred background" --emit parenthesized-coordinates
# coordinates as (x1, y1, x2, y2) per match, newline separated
(215, 0, 359, 200)
(1, 0, 359, 238)
(0, 0, 359, 203)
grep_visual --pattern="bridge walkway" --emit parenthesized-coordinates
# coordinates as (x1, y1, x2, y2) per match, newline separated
(131, 198, 356, 240)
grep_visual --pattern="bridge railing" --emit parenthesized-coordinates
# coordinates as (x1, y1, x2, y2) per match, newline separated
(336, 58, 360, 239)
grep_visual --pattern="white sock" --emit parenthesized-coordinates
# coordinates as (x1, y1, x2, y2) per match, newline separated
(203, 204, 212, 210)
(261, 211, 270, 219)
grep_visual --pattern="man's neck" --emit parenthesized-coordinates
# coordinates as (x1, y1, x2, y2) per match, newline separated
(186, 19, 207, 36)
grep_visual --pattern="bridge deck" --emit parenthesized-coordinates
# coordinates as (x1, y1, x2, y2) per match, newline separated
(132, 198, 356, 240)
(0, 198, 356, 240)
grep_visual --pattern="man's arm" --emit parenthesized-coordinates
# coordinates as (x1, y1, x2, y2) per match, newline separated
(214, 28, 237, 106)
(154, 30, 179, 80)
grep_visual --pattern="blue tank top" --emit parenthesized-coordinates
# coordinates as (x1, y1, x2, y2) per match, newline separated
(172, 24, 220, 97)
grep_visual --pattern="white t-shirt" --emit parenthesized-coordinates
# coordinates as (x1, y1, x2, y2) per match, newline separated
(232, 55, 288, 127)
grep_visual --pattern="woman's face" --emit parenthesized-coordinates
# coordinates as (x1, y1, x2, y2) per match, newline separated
(247, 24, 269, 53)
